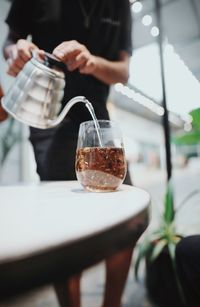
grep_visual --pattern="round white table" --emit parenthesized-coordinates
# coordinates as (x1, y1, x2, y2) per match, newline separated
(0, 181, 150, 301)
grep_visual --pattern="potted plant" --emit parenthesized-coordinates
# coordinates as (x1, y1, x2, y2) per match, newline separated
(134, 179, 199, 307)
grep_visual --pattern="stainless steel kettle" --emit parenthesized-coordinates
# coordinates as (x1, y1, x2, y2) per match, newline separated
(2, 52, 90, 129)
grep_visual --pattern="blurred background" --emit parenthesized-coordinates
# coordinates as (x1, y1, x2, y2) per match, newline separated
(1, 0, 200, 306)
(1, 0, 200, 186)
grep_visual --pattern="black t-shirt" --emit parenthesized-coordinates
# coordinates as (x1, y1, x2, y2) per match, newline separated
(6, 0, 132, 125)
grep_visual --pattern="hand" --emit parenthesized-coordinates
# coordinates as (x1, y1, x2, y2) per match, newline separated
(53, 40, 97, 74)
(6, 39, 44, 77)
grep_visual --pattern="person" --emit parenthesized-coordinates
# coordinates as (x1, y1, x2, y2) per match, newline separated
(0, 85, 8, 122)
(176, 235, 200, 307)
(3, 0, 134, 306)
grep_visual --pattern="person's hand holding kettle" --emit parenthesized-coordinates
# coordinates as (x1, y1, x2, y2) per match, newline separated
(0, 39, 44, 122)
(5, 39, 44, 77)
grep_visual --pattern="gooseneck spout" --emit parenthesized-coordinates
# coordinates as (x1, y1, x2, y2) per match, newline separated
(47, 96, 92, 128)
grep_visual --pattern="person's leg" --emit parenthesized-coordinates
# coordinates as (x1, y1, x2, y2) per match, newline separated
(54, 275, 81, 307)
(101, 164, 134, 307)
(102, 246, 134, 307)
(123, 164, 133, 186)
(176, 235, 200, 307)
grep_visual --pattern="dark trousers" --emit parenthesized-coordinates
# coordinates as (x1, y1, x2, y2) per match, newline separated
(176, 235, 200, 307)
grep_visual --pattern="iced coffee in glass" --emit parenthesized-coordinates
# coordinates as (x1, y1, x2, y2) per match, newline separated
(75, 120, 127, 192)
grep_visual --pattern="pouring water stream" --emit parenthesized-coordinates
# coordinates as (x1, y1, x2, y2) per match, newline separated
(48, 96, 103, 147)
(85, 100, 103, 148)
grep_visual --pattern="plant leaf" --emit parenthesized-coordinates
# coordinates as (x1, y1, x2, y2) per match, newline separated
(163, 179, 175, 224)
(150, 239, 167, 262)
(177, 189, 200, 211)
(168, 242, 186, 305)
(148, 231, 166, 242)
(190, 108, 200, 129)
(0, 118, 21, 165)
(172, 130, 200, 145)
(134, 240, 153, 281)
(168, 241, 176, 260)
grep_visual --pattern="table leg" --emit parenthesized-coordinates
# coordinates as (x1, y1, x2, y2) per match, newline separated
(102, 246, 134, 307)
(54, 275, 81, 307)
(54, 246, 134, 307)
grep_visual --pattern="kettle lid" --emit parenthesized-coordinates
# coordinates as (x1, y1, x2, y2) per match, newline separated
(31, 51, 66, 78)
(43, 52, 67, 72)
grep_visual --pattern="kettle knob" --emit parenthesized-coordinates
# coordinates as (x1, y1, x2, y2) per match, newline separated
(32, 50, 67, 72)
(43, 52, 67, 72)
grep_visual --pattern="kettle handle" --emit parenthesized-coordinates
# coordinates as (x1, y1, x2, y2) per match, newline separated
(31, 50, 67, 72)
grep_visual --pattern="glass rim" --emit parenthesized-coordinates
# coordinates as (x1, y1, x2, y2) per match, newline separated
(80, 119, 118, 127)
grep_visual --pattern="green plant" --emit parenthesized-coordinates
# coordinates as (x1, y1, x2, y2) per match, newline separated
(0, 117, 21, 166)
(134, 180, 200, 304)
(172, 108, 200, 146)
(135, 180, 178, 274)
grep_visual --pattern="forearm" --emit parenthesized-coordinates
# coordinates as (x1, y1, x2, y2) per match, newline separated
(91, 56, 129, 85)
(53, 41, 130, 85)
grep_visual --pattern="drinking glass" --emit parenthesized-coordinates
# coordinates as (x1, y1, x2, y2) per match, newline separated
(75, 120, 127, 192)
